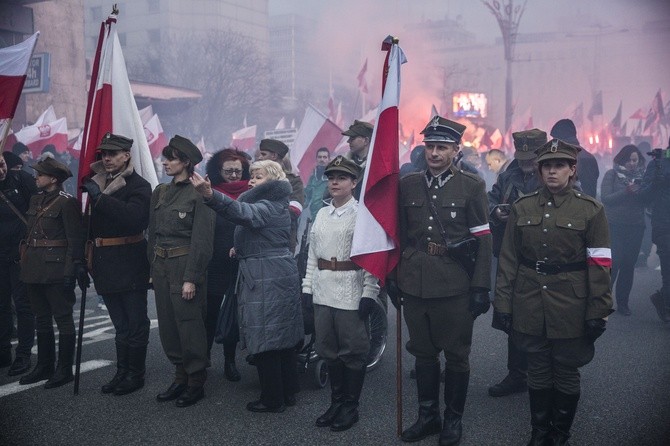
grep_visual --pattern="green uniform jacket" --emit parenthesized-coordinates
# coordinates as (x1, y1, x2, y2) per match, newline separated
(147, 180, 215, 285)
(20, 189, 84, 283)
(494, 186, 613, 339)
(398, 168, 492, 298)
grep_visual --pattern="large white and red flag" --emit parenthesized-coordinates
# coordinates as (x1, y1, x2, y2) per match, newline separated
(230, 125, 257, 153)
(350, 37, 406, 285)
(79, 14, 158, 201)
(0, 32, 40, 149)
(144, 113, 168, 158)
(292, 104, 343, 183)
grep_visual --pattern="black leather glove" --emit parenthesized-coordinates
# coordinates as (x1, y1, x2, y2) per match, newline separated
(386, 279, 403, 310)
(81, 179, 102, 202)
(301, 293, 313, 307)
(63, 276, 76, 293)
(358, 297, 376, 320)
(584, 318, 607, 343)
(492, 310, 513, 335)
(75, 262, 90, 290)
(469, 287, 491, 319)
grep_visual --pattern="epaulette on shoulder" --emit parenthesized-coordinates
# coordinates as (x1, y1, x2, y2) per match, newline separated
(59, 191, 73, 198)
(572, 189, 600, 207)
(514, 190, 539, 203)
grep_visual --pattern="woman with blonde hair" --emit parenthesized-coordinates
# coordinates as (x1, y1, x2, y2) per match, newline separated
(191, 159, 303, 413)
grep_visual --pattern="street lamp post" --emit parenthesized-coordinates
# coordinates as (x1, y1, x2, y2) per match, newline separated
(482, 0, 527, 132)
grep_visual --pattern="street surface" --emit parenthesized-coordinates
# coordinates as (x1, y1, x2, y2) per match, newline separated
(1, 266, 669, 445)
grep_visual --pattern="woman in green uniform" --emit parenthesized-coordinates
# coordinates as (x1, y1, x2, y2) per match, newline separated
(148, 136, 215, 408)
(494, 139, 613, 445)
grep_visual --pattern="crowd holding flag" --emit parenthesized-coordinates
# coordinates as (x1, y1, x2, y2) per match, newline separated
(79, 10, 158, 200)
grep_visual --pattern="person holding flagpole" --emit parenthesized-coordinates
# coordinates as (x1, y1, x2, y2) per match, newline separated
(80, 132, 152, 396)
(302, 155, 380, 432)
(396, 116, 492, 446)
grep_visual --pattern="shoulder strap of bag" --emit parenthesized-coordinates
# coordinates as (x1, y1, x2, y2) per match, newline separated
(0, 189, 28, 225)
(25, 194, 65, 239)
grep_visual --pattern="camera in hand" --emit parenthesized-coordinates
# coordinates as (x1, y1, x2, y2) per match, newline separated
(648, 148, 670, 160)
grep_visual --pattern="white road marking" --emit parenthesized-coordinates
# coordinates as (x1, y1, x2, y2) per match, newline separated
(0, 359, 113, 398)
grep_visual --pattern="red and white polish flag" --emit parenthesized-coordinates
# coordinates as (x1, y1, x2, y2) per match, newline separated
(230, 125, 257, 153)
(0, 32, 40, 147)
(79, 14, 158, 202)
(350, 38, 407, 285)
(292, 104, 343, 184)
(13, 116, 69, 158)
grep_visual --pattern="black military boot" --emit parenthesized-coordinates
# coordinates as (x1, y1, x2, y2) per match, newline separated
(401, 362, 442, 442)
(102, 342, 128, 393)
(19, 331, 55, 385)
(157, 364, 188, 402)
(114, 345, 146, 395)
(527, 388, 553, 446)
(549, 390, 580, 446)
(7, 353, 32, 377)
(316, 360, 345, 427)
(176, 369, 206, 408)
(439, 370, 469, 446)
(44, 333, 75, 389)
(330, 367, 365, 432)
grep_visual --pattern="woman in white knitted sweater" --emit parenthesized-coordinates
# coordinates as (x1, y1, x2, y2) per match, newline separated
(302, 155, 380, 432)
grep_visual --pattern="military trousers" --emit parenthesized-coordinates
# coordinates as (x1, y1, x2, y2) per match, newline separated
(255, 348, 299, 408)
(314, 304, 370, 371)
(26, 283, 75, 335)
(152, 256, 208, 376)
(102, 290, 150, 348)
(0, 258, 34, 357)
(513, 330, 595, 395)
(403, 294, 473, 372)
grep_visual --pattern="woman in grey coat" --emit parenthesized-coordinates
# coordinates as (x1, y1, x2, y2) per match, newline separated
(191, 160, 304, 413)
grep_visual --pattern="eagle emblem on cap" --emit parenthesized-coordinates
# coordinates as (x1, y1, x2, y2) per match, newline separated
(550, 140, 559, 152)
(430, 116, 440, 129)
(333, 156, 343, 166)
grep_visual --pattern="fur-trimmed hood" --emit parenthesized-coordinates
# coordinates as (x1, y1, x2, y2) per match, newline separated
(90, 160, 134, 196)
(238, 179, 291, 204)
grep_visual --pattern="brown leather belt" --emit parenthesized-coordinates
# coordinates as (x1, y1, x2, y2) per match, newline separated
(426, 242, 447, 256)
(317, 257, 361, 271)
(26, 239, 68, 248)
(94, 233, 145, 248)
(154, 245, 190, 259)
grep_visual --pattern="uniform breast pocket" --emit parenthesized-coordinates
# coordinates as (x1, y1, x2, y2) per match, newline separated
(440, 198, 467, 223)
(555, 217, 585, 233)
(402, 197, 425, 227)
(516, 215, 542, 245)
(40, 208, 63, 236)
(171, 203, 195, 230)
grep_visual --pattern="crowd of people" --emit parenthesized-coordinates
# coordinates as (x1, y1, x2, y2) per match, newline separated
(1, 112, 669, 445)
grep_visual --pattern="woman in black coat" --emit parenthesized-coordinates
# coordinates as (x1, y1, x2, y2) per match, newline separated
(600, 144, 646, 316)
(204, 148, 250, 381)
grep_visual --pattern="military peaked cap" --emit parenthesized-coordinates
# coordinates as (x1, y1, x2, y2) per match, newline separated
(342, 120, 374, 138)
(535, 138, 581, 163)
(31, 157, 73, 183)
(513, 129, 547, 160)
(167, 135, 202, 165)
(98, 132, 133, 152)
(259, 139, 289, 159)
(421, 115, 466, 144)
(324, 155, 362, 179)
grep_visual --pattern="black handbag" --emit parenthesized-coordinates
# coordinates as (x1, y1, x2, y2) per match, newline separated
(214, 290, 240, 345)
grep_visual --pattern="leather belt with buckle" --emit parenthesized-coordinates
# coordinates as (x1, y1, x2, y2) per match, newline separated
(520, 256, 587, 275)
(426, 242, 447, 256)
(154, 245, 190, 259)
(27, 239, 68, 248)
(95, 233, 145, 247)
(317, 257, 361, 271)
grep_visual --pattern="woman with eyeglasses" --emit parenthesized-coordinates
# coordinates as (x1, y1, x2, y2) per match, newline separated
(202, 148, 251, 382)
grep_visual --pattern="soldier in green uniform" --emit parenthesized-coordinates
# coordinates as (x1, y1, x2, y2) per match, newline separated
(396, 116, 492, 446)
(493, 139, 613, 445)
(149, 136, 215, 407)
(18, 157, 86, 389)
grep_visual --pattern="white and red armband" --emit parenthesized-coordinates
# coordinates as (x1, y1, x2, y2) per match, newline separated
(469, 223, 491, 237)
(587, 247, 612, 267)
(289, 200, 303, 217)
